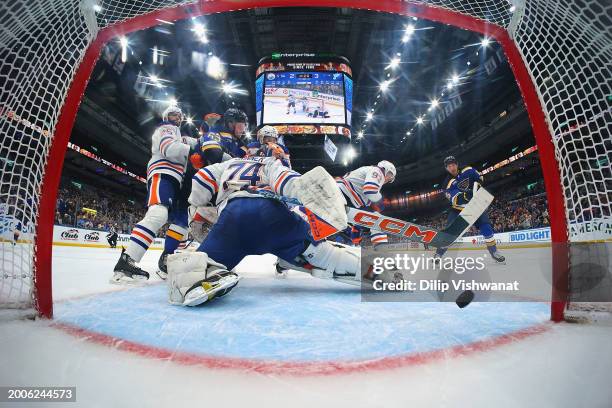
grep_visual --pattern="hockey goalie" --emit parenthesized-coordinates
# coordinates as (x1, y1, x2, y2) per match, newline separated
(168, 156, 359, 307)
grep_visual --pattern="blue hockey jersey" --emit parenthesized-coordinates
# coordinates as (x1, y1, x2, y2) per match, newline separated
(444, 166, 483, 210)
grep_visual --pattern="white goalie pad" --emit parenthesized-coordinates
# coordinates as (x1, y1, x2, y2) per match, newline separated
(278, 241, 361, 285)
(293, 166, 348, 231)
(167, 252, 238, 306)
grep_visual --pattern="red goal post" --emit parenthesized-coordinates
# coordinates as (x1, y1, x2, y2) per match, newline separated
(1, 0, 609, 321)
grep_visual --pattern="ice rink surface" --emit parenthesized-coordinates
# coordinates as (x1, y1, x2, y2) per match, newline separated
(1, 245, 612, 407)
(263, 98, 346, 124)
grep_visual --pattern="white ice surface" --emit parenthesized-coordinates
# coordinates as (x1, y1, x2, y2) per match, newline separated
(0, 246, 611, 408)
(263, 98, 346, 124)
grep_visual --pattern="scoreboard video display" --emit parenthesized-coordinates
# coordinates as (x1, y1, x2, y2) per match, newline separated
(255, 56, 353, 137)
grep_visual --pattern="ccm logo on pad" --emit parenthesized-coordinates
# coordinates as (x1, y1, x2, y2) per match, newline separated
(352, 212, 437, 243)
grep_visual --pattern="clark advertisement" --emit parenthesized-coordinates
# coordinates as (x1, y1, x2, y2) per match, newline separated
(53, 225, 165, 249)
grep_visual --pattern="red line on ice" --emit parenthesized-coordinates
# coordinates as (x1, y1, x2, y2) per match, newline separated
(51, 321, 551, 376)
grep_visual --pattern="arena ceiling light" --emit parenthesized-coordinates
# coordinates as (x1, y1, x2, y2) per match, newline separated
(206, 55, 225, 80)
(387, 57, 400, 70)
(221, 82, 247, 95)
(430, 98, 439, 108)
(192, 22, 209, 44)
(366, 112, 374, 121)
(357, 131, 364, 138)
(481, 37, 491, 47)
(119, 36, 128, 62)
(416, 116, 424, 125)
(402, 24, 415, 42)
(379, 80, 391, 92)
(167, 97, 177, 105)
(186, 117, 193, 125)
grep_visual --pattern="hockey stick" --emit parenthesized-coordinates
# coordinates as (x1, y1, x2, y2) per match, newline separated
(242, 187, 494, 248)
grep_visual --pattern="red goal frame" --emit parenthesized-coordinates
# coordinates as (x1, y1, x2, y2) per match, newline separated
(34, 0, 568, 320)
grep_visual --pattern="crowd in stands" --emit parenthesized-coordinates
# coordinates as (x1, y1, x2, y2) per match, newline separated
(55, 181, 146, 234)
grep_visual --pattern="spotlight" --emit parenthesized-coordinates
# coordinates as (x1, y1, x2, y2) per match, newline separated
(206, 56, 225, 79)
(481, 37, 491, 47)
(402, 24, 415, 42)
(119, 37, 128, 62)
(366, 112, 373, 121)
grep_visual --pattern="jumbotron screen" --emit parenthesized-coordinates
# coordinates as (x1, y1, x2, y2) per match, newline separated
(255, 57, 352, 136)
(263, 71, 346, 124)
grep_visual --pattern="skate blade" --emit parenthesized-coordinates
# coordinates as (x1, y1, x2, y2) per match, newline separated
(109, 273, 149, 285)
(182, 276, 241, 307)
(156, 269, 168, 280)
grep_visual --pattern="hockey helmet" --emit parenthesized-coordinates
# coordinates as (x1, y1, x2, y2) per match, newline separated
(162, 105, 183, 122)
(257, 125, 278, 143)
(223, 108, 248, 125)
(443, 156, 458, 167)
(378, 160, 396, 183)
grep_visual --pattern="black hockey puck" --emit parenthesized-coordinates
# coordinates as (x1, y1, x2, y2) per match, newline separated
(455, 290, 474, 308)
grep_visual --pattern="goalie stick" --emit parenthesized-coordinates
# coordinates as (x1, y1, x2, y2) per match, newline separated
(241, 186, 494, 248)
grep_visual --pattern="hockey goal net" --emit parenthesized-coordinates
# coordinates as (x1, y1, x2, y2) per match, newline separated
(0, 0, 610, 320)
(305, 97, 326, 115)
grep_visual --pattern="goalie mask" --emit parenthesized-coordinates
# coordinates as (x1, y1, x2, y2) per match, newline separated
(257, 125, 278, 144)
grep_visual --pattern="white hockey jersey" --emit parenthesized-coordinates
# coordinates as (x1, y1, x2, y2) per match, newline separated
(336, 165, 385, 208)
(189, 156, 300, 215)
(146, 123, 197, 183)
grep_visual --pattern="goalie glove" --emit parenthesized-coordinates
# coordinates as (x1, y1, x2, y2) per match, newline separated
(188, 205, 218, 242)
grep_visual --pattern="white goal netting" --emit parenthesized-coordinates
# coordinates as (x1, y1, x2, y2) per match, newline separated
(0, 0, 610, 318)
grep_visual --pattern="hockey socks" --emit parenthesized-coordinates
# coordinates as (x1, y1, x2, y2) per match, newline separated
(125, 204, 168, 262)
(164, 224, 188, 254)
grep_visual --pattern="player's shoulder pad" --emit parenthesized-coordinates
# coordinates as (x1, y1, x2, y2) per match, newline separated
(460, 166, 474, 173)
(218, 131, 233, 139)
